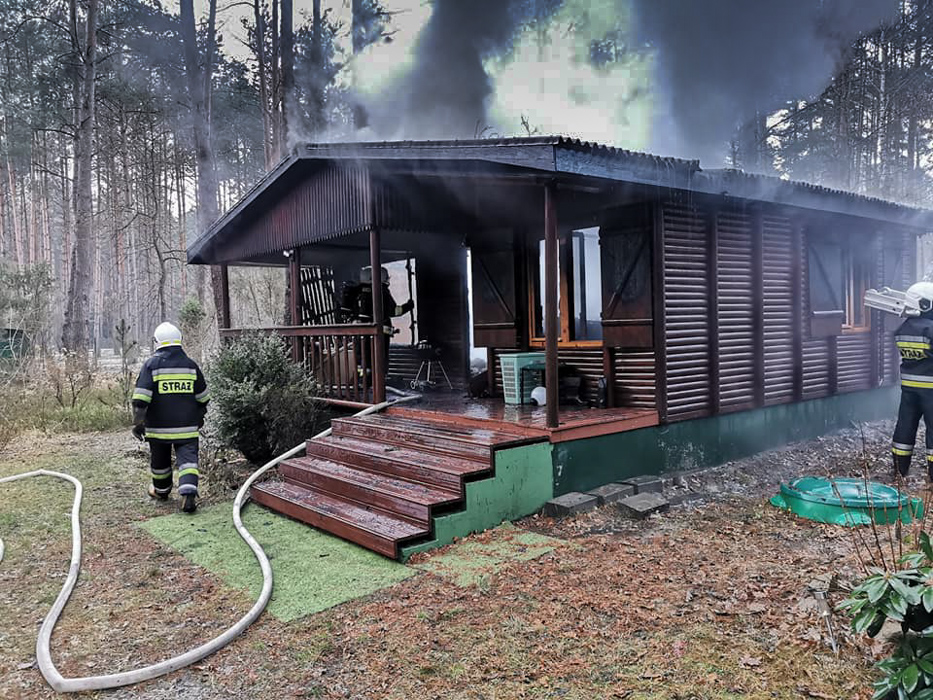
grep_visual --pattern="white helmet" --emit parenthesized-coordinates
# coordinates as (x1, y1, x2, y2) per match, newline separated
(530, 386, 547, 406)
(360, 266, 389, 284)
(153, 322, 182, 347)
(906, 282, 933, 315)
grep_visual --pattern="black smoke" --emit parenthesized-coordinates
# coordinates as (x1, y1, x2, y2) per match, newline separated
(629, 0, 900, 165)
(364, 0, 560, 139)
(363, 0, 898, 162)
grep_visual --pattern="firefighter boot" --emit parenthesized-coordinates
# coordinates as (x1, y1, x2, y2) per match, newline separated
(180, 493, 197, 513)
(893, 450, 912, 478)
(148, 483, 170, 501)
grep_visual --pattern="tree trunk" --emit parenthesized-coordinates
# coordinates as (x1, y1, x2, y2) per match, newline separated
(254, 0, 274, 168)
(310, 0, 324, 137)
(281, 0, 294, 150)
(351, 0, 367, 129)
(271, 0, 280, 160)
(181, 0, 225, 329)
(62, 0, 98, 353)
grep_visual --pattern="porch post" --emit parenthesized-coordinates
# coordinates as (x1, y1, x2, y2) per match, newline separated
(288, 247, 301, 362)
(219, 264, 231, 329)
(370, 227, 386, 404)
(544, 181, 559, 429)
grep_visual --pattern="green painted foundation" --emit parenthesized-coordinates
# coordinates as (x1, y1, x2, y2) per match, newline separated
(400, 441, 554, 560)
(552, 386, 900, 496)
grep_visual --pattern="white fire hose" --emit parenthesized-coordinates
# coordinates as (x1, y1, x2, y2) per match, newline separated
(0, 393, 421, 693)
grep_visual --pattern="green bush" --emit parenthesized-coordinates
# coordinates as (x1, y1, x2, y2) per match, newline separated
(208, 333, 323, 464)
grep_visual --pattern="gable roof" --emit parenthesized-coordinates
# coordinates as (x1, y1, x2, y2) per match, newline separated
(188, 136, 933, 265)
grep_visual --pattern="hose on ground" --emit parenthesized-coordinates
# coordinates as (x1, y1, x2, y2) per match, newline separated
(0, 393, 421, 693)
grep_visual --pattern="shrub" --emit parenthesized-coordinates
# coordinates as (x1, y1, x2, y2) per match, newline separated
(178, 298, 209, 363)
(208, 333, 323, 464)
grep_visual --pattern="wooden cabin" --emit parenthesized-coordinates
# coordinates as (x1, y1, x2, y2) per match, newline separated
(189, 136, 933, 559)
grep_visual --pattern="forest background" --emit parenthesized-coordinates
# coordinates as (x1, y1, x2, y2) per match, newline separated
(2, 0, 933, 356)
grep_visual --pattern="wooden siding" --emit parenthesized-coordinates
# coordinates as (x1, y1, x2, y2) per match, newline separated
(801, 340, 832, 400)
(488, 347, 655, 409)
(613, 350, 656, 409)
(663, 204, 711, 418)
(716, 211, 755, 412)
(762, 215, 796, 406)
(837, 334, 873, 393)
(661, 201, 914, 423)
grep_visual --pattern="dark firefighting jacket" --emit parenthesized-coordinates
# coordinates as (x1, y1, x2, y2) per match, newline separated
(356, 283, 412, 334)
(132, 345, 209, 442)
(896, 315, 933, 389)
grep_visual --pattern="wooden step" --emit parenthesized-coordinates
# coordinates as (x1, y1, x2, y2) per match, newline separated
(279, 457, 459, 526)
(250, 480, 427, 559)
(355, 413, 534, 444)
(305, 435, 491, 492)
(331, 416, 494, 462)
(388, 406, 547, 438)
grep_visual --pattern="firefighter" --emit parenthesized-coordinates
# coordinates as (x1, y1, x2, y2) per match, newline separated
(892, 282, 933, 480)
(355, 266, 414, 371)
(131, 322, 209, 513)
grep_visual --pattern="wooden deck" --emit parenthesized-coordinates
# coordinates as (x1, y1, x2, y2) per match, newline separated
(251, 410, 537, 559)
(251, 399, 658, 559)
(389, 396, 659, 443)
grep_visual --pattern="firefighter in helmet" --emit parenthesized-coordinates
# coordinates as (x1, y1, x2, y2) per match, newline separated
(893, 282, 933, 480)
(355, 266, 414, 369)
(131, 322, 209, 513)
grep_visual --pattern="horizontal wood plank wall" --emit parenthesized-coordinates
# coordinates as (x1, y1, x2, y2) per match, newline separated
(489, 347, 656, 408)
(556, 347, 603, 403)
(762, 215, 796, 405)
(837, 334, 873, 393)
(663, 204, 711, 418)
(801, 340, 832, 399)
(388, 347, 469, 390)
(716, 211, 755, 412)
(614, 350, 656, 409)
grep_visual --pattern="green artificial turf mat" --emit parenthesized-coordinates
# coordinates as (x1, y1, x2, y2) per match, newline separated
(139, 502, 417, 622)
(414, 522, 561, 587)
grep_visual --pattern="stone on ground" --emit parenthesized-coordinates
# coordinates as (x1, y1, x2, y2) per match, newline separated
(544, 492, 599, 517)
(622, 475, 664, 494)
(586, 483, 635, 505)
(617, 492, 670, 519)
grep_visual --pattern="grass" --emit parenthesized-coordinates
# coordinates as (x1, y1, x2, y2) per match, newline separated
(139, 502, 418, 622)
(0, 424, 897, 699)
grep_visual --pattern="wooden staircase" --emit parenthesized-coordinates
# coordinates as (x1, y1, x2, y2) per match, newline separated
(250, 411, 540, 558)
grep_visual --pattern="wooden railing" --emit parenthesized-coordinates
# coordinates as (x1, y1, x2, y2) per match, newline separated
(219, 325, 380, 408)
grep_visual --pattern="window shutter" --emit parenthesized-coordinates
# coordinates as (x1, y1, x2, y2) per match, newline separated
(600, 212, 654, 348)
(471, 243, 520, 348)
(807, 239, 844, 337)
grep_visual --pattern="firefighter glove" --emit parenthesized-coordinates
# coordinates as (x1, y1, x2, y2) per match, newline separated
(132, 423, 146, 442)
(401, 299, 414, 314)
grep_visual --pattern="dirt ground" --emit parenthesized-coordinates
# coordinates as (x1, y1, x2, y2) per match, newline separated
(0, 420, 919, 700)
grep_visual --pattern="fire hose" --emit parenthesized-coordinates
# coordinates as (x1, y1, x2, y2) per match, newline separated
(0, 393, 420, 693)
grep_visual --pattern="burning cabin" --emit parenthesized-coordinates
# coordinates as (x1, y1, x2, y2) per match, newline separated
(188, 136, 933, 559)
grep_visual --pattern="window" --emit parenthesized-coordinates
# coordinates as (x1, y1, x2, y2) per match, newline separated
(843, 248, 871, 329)
(532, 227, 603, 343)
(807, 235, 872, 336)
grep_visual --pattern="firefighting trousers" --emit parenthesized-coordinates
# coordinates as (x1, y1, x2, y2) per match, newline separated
(893, 386, 933, 478)
(149, 439, 199, 497)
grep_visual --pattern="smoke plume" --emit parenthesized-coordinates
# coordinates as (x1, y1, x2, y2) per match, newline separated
(362, 0, 550, 140)
(630, 0, 900, 166)
(360, 0, 899, 165)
